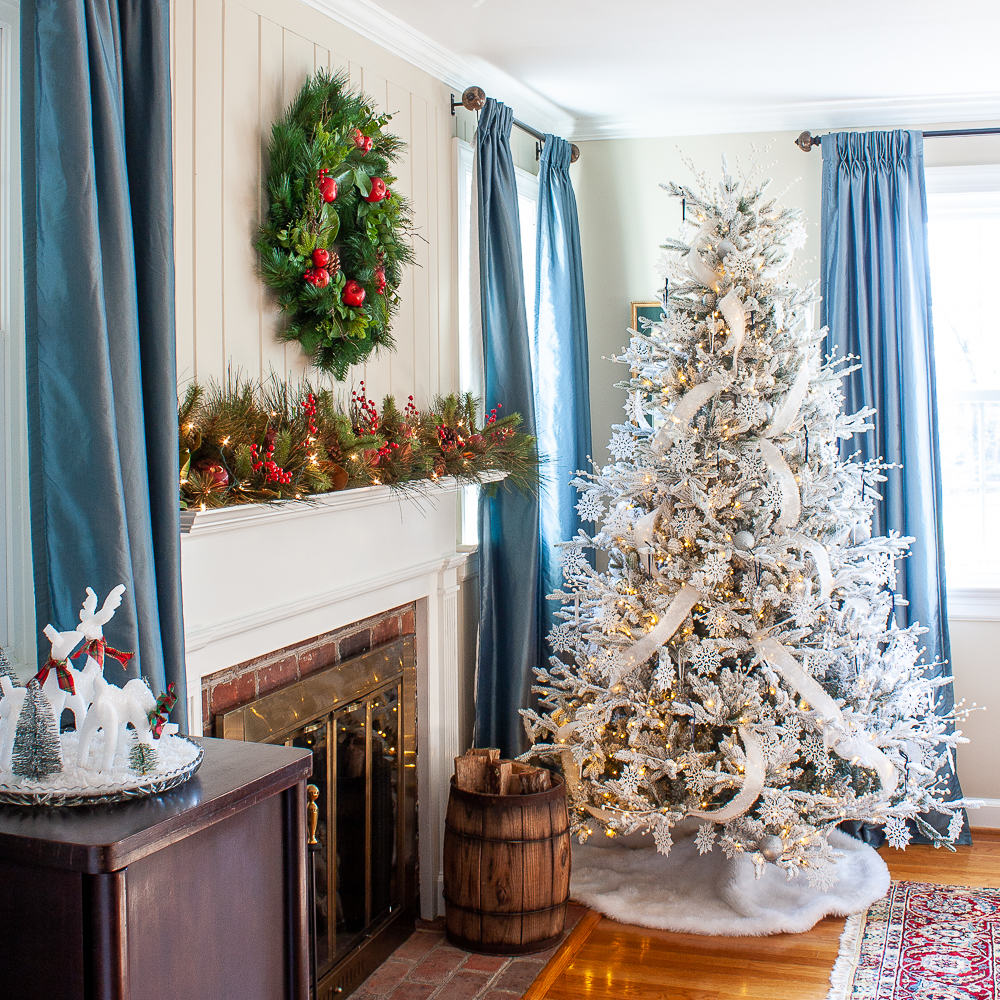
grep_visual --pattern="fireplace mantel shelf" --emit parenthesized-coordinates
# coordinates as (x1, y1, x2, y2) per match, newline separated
(180, 473, 504, 536)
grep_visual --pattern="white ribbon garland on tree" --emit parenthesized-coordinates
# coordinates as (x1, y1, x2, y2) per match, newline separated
(685, 225, 722, 292)
(753, 636, 898, 796)
(717, 289, 746, 370)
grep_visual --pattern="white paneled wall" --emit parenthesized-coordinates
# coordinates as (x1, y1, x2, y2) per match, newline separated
(171, 0, 459, 408)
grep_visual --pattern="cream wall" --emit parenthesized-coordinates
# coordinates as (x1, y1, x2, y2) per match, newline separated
(574, 124, 1000, 813)
(171, 0, 459, 408)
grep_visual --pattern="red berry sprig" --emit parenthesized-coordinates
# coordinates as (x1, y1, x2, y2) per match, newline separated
(250, 443, 293, 485)
(350, 381, 380, 436)
(299, 393, 319, 440)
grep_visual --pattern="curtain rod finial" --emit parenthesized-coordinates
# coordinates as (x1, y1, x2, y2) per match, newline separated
(452, 86, 486, 116)
(795, 130, 821, 152)
(570, 143, 580, 163)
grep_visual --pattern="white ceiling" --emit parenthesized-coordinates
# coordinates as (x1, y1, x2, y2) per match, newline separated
(311, 0, 1000, 139)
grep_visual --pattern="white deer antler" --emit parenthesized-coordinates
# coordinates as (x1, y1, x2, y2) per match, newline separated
(43, 624, 84, 661)
(78, 584, 126, 639)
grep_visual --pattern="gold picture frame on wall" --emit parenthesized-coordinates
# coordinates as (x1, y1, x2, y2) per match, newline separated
(631, 301, 662, 331)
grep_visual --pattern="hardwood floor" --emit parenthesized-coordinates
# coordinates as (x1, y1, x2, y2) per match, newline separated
(527, 828, 1000, 1000)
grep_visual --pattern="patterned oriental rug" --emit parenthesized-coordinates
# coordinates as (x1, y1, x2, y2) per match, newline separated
(829, 880, 1000, 999)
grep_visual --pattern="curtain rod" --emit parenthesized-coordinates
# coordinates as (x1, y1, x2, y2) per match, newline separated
(795, 127, 1000, 151)
(452, 86, 580, 162)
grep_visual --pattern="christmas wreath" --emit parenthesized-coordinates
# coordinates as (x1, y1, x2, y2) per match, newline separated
(256, 70, 414, 378)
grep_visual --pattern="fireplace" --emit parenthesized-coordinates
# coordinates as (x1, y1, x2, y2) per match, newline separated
(180, 479, 476, 924)
(215, 635, 417, 999)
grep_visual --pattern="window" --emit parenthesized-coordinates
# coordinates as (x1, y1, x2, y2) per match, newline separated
(927, 165, 1000, 608)
(0, 0, 33, 670)
(454, 137, 539, 547)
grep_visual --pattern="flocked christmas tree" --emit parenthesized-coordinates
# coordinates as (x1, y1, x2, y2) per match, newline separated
(129, 737, 159, 777)
(522, 158, 967, 888)
(0, 647, 17, 685)
(11, 680, 62, 781)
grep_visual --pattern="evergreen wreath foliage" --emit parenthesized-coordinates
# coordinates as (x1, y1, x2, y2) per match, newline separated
(256, 69, 415, 379)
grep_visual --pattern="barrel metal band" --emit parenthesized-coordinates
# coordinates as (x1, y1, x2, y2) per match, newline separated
(444, 828, 569, 846)
(442, 896, 569, 916)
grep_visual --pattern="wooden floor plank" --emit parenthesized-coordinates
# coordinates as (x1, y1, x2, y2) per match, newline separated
(535, 828, 1000, 999)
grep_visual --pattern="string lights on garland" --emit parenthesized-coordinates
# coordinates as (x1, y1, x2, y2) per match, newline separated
(256, 70, 414, 378)
(178, 378, 537, 510)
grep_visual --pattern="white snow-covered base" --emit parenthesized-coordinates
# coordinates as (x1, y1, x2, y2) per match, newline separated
(0, 731, 202, 804)
(570, 827, 889, 936)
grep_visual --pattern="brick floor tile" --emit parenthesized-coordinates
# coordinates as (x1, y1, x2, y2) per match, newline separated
(490, 959, 545, 994)
(478, 992, 520, 1000)
(428, 970, 491, 1000)
(409, 946, 467, 983)
(460, 954, 508, 973)
(385, 983, 435, 1000)
(392, 930, 444, 961)
(359, 958, 412, 995)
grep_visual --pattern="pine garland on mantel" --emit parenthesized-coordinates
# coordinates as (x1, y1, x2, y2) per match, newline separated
(178, 378, 537, 510)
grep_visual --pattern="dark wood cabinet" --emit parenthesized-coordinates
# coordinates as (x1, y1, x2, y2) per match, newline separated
(0, 737, 312, 1000)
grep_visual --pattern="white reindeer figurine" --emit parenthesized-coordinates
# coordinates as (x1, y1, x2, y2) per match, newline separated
(75, 585, 129, 668)
(77, 675, 158, 771)
(38, 625, 89, 730)
(0, 676, 28, 771)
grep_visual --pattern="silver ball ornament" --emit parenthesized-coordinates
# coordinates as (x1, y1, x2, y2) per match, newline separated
(716, 239, 737, 261)
(758, 835, 784, 862)
(733, 530, 755, 551)
(850, 521, 872, 544)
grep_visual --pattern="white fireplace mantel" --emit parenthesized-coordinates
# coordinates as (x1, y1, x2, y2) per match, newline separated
(180, 478, 482, 918)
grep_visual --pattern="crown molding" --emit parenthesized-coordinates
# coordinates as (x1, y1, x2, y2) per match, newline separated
(569, 92, 1000, 142)
(297, 0, 576, 138)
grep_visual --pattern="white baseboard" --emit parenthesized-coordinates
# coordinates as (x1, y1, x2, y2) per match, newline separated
(968, 798, 1000, 829)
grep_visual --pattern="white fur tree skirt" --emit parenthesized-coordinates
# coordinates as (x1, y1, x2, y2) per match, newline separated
(570, 828, 889, 936)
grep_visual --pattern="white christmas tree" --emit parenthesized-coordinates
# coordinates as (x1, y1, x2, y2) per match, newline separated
(522, 158, 967, 887)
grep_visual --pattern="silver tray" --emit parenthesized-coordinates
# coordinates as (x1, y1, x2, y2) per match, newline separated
(0, 736, 205, 807)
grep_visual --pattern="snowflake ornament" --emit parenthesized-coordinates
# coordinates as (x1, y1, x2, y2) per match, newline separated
(695, 823, 717, 855)
(576, 493, 604, 522)
(884, 815, 913, 850)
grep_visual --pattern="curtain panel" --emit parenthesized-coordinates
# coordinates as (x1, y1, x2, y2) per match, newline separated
(534, 135, 592, 644)
(22, 0, 185, 721)
(820, 129, 964, 838)
(474, 99, 540, 757)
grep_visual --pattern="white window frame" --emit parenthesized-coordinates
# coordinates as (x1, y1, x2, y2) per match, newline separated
(926, 163, 1000, 621)
(0, 0, 34, 672)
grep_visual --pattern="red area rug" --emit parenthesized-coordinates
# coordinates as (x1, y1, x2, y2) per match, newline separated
(830, 880, 1000, 999)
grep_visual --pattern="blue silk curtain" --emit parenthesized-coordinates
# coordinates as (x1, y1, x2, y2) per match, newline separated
(535, 136, 592, 643)
(475, 100, 540, 756)
(23, 0, 186, 722)
(820, 129, 965, 837)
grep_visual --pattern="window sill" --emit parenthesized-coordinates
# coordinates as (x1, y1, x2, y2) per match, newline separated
(948, 588, 1000, 622)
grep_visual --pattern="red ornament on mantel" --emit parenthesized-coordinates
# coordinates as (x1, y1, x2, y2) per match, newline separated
(364, 177, 388, 203)
(312, 248, 330, 268)
(343, 280, 366, 307)
(193, 460, 229, 488)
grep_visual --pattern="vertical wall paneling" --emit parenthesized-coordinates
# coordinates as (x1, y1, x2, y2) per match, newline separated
(257, 15, 286, 383)
(174, 0, 459, 408)
(192, 0, 226, 378)
(222, 3, 262, 383)
(410, 96, 430, 402)
(386, 83, 415, 400)
(173, 0, 196, 384)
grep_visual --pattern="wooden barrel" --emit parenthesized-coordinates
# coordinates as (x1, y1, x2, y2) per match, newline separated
(443, 772, 571, 955)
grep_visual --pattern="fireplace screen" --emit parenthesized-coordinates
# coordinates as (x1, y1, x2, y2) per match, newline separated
(217, 636, 417, 998)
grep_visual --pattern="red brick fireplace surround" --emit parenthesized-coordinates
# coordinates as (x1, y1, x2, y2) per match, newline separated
(202, 603, 417, 735)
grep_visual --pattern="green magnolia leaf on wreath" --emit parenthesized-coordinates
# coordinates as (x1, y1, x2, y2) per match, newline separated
(255, 68, 414, 377)
(354, 168, 372, 196)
